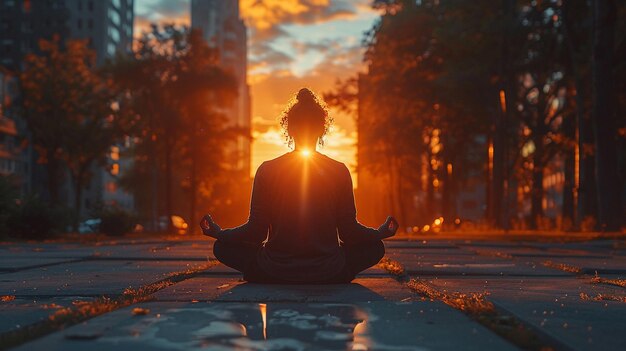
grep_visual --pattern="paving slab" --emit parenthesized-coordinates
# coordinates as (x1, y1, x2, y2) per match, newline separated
(0, 260, 209, 296)
(388, 251, 567, 277)
(0, 296, 93, 334)
(155, 277, 413, 303)
(385, 240, 459, 250)
(534, 257, 626, 275)
(12, 301, 518, 351)
(495, 299, 626, 351)
(426, 276, 625, 299)
(0, 258, 81, 272)
(425, 276, 626, 350)
(464, 245, 610, 259)
(152, 276, 244, 301)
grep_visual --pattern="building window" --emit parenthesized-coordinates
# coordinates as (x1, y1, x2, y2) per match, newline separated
(108, 8, 121, 26)
(107, 42, 116, 56)
(88, 19, 93, 29)
(78, 0, 82, 11)
(108, 26, 120, 43)
(88, 1, 93, 11)
(77, 19, 82, 29)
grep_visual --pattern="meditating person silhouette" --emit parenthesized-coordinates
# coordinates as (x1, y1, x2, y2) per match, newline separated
(200, 88, 398, 284)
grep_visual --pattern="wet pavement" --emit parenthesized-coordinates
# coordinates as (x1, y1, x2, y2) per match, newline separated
(1, 237, 625, 350)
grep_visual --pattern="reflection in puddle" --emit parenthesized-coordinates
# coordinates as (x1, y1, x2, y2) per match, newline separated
(260, 303, 267, 340)
(97, 302, 426, 350)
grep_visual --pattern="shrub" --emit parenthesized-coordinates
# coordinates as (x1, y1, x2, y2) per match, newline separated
(98, 206, 136, 236)
(0, 176, 19, 238)
(5, 196, 70, 240)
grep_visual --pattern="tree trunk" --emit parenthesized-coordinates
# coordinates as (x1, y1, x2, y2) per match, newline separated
(393, 157, 407, 230)
(150, 140, 159, 232)
(73, 173, 83, 232)
(189, 149, 198, 236)
(562, 129, 575, 230)
(530, 130, 544, 229)
(164, 139, 173, 233)
(485, 135, 493, 222)
(426, 156, 435, 223)
(385, 152, 398, 224)
(492, 0, 516, 229)
(561, 0, 593, 228)
(46, 149, 61, 205)
(591, 0, 622, 231)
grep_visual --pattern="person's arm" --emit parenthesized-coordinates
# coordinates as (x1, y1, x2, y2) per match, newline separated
(336, 165, 381, 244)
(203, 163, 270, 244)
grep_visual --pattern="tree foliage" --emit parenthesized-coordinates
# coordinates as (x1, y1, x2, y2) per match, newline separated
(20, 39, 125, 223)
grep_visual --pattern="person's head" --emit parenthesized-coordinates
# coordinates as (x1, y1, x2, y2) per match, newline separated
(280, 88, 333, 150)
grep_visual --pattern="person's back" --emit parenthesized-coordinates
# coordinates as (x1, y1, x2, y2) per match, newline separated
(258, 152, 352, 281)
(200, 88, 398, 284)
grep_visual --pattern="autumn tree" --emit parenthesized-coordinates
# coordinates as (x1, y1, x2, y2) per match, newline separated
(20, 39, 126, 224)
(171, 29, 237, 234)
(109, 25, 237, 233)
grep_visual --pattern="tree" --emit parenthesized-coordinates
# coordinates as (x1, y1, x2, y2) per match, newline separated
(109, 25, 237, 233)
(172, 29, 237, 234)
(20, 39, 125, 224)
(591, 0, 622, 231)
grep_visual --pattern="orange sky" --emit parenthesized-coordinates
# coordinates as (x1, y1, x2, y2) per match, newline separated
(135, 0, 378, 182)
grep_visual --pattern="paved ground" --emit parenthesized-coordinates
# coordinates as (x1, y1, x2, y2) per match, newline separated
(0, 236, 625, 350)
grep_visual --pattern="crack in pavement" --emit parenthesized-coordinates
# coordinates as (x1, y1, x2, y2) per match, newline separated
(377, 256, 572, 351)
(0, 260, 219, 350)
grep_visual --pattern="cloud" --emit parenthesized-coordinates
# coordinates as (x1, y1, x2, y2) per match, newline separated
(134, 0, 190, 38)
(133, 0, 376, 177)
(249, 42, 294, 74)
(241, 0, 359, 41)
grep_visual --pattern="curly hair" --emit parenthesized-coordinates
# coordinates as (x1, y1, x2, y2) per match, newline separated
(279, 88, 333, 149)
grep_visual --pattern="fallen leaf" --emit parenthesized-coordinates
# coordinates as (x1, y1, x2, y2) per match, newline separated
(1, 295, 16, 302)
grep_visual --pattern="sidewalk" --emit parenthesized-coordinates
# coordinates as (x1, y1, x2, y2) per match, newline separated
(1, 237, 625, 350)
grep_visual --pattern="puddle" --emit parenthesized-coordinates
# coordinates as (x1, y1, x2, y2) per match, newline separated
(94, 302, 427, 351)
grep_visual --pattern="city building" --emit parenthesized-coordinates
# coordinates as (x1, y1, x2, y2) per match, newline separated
(191, 0, 251, 177)
(0, 0, 135, 215)
(0, 66, 31, 195)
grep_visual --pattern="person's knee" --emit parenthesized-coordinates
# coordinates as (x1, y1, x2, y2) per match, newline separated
(373, 240, 385, 262)
(212, 239, 226, 262)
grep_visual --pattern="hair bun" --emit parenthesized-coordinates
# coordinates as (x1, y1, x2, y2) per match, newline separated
(296, 88, 316, 103)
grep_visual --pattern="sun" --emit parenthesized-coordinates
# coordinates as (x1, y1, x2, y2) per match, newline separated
(301, 149, 311, 158)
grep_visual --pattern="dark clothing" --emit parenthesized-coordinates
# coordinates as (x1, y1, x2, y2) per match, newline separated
(216, 151, 383, 283)
(213, 239, 384, 284)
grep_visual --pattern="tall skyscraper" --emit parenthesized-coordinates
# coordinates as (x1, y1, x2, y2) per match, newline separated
(191, 0, 251, 177)
(0, 0, 135, 213)
(0, 0, 134, 68)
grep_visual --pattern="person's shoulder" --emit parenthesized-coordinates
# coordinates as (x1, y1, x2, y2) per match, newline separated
(318, 153, 350, 173)
(264, 152, 292, 165)
(256, 153, 291, 172)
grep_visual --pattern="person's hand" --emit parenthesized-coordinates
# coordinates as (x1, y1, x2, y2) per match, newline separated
(377, 216, 399, 239)
(199, 214, 222, 239)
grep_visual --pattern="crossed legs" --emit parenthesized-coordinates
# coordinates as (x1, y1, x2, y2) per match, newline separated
(212, 239, 385, 284)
